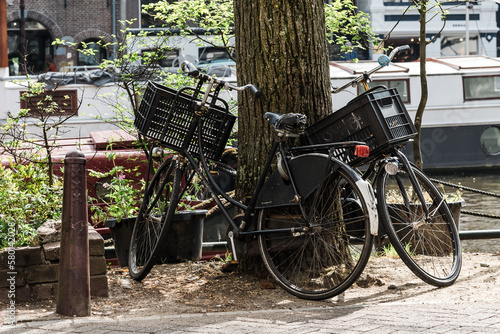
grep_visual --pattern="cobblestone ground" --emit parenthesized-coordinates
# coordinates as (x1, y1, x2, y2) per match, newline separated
(3, 302, 500, 333)
(2, 252, 500, 333)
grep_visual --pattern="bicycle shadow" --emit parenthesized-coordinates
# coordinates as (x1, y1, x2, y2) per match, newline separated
(332, 255, 499, 307)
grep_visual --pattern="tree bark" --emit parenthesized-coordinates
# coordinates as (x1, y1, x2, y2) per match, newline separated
(233, 0, 332, 198)
(413, 4, 428, 170)
(232, 0, 333, 274)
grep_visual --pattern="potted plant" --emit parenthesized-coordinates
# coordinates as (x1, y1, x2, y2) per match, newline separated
(89, 165, 210, 266)
(89, 166, 142, 266)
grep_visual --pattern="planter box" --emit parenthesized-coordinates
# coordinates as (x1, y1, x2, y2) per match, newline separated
(106, 210, 208, 267)
(383, 200, 463, 255)
(105, 217, 136, 267)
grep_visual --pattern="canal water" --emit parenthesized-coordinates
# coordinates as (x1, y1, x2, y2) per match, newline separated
(428, 169, 500, 254)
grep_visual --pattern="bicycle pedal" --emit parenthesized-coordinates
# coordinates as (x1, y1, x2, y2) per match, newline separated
(221, 261, 239, 273)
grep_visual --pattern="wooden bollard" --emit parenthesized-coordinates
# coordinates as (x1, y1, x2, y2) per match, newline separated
(56, 150, 90, 317)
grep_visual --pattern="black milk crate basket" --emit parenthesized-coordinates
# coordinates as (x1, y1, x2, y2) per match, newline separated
(135, 81, 236, 161)
(305, 88, 417, 164)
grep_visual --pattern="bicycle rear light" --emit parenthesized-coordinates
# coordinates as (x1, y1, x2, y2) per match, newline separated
(354, 145, 370, 158)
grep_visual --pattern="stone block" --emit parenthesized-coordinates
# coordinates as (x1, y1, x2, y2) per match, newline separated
(0, 288, 9, 302)
(90, 256, 107, 276)
(16, 285, 32, 301)
(32, 283, 56, 299)
(90, 275, 108, 297)
(42, 241, 61, 262)
(88, 225, 105, 257)
(0, 246, 44, 269)
(25, 264, 59, 284)
(37, 219, 62, 244)
(0, 269, 26, 288)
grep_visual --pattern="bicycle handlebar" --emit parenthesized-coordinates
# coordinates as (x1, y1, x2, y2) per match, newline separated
(331, 45, 410, 94)
(181, 61, 263, 98)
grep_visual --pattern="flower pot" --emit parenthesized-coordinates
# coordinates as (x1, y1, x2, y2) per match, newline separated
(105, 217, 136, 267)
(105, 210, 208, 267)
(161, 210, 207, 263)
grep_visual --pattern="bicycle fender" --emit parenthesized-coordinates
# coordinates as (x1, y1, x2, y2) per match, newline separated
(355, 179, 379, 236)
(255, 153, 338, 209)
(323, 156, 379, 236)
(255, 153, 379, 236)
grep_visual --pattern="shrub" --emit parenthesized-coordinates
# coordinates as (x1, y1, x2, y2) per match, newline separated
(0, 161, 63, 249)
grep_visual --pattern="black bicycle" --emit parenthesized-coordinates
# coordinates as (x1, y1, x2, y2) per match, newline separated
(128, 61, 379, 300)
(306, 46, 462, 287)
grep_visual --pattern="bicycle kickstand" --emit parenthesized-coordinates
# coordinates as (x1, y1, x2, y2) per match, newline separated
(221, 231, 240, 272)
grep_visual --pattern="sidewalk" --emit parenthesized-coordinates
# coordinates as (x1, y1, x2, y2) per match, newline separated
(2, 252, 500, 333)
(3, 301, 500, 333)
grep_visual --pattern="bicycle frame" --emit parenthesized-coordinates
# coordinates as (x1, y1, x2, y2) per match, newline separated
(135, 65, 378, 264)
(175, 115, 338, 238)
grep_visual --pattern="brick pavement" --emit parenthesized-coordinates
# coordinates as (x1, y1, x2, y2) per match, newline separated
(3, 301, 500, 333)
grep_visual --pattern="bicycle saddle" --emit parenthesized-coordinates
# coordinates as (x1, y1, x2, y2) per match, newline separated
(264, 112, 307, 137)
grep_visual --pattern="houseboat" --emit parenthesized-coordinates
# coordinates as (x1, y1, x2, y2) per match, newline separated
(329, 56, 500, 170)
(3, 54, 500, 170)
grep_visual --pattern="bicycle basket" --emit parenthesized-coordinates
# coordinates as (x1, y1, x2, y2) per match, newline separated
(135, 81, 236, 161)
(305, 88, 417, 165)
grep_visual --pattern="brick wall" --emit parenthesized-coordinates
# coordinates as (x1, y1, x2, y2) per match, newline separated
(0, 225, 108, 301)
(7, 0, 115, 37)
(6, 0, 119, 68)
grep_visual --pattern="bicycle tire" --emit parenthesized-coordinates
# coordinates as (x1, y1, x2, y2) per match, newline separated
(257, 162, 374, 300)
(129, 157, 183, 281)
(376, 163, 462, 287)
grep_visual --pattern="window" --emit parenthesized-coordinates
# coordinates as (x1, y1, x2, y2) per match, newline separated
(359, 79, 410, 103)
(77, 39, 108, 67)
(7, 19, 53, 75)
(141, 0, 176, 28)
(141, 48, 179, 67)
(20, 90, 78, 116)
(480, 127, 500, 155)
(198, 47, 234, 65)
(441, 36, 478, 56)
(463, 76, 500, 100)
(383, 0, 412, 3)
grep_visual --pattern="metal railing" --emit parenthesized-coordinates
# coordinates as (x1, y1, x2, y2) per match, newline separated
(431, 177, 500, 240)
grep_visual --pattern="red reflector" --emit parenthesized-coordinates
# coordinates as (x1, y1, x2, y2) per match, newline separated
(354, 145, 370, 158)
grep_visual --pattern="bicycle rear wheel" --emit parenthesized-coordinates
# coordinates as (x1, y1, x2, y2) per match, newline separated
(257, 165, 373, 300)
(129, 157, 183, 281)
(377, 163, 462, 287)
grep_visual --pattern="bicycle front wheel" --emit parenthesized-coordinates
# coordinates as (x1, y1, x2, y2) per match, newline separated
(377, 164, 462, 287)
(257, 165, 374, 300)
(129, 157, 183, 281)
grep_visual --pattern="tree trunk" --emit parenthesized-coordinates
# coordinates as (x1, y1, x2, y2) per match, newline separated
(232, 0, 332, 272)
(233, 0, 332, 198)
(413, 4, 428, 170)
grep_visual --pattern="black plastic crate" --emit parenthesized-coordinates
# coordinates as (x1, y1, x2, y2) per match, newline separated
(135, 81, 236, 161)
(305, 88, 417, 163)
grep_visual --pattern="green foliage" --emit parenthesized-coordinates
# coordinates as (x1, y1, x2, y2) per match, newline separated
(376, 243, 399, 258)
(376, 242, 414, 258)
(145, 0, 380, 59)
(0, 162, 63, 249)
(211, 249, 233, 264)
(439, 184, 464, 203)
(324, 0, 381, 54)
(0, 78, 77, 186)
(54, 20, 196, 149)
(143, 0, 235, 57)
(88, 156, 144, 224)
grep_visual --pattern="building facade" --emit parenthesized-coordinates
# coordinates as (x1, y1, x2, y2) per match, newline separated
(5, 0, 123, 74)
(359, 0, 500, 61)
